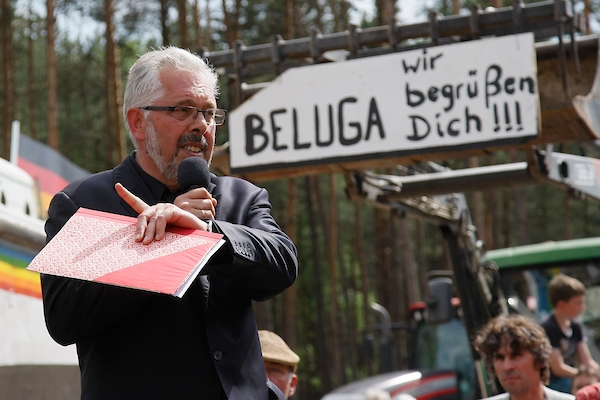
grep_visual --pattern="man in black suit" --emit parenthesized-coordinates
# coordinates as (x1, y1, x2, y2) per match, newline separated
(41, 46, 298, 400)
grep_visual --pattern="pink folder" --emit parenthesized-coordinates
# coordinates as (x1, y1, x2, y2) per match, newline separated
(27, 207, 225, 297)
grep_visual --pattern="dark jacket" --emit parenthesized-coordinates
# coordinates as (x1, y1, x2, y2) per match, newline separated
(41, 153, 298, 400)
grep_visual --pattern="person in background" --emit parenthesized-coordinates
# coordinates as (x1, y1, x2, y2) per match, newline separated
(474, 314, 574, 400)
(365, 390, 416, 400)
(259, 330, 300, 398)
(541, 274, 600, 394)
(365, 389, 391, 400)
(40, 46, 298, 400)
(572, 366, 600, 394)
(576, 382, 600, 400)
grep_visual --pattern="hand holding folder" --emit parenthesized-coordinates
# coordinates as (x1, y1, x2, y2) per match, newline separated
(28, 207, 225, 298)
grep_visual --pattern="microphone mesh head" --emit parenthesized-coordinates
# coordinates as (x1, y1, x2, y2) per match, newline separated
(177, 157, 210, 191)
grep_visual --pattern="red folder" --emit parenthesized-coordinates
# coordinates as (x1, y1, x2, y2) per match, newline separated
(27, 207, 225, 297)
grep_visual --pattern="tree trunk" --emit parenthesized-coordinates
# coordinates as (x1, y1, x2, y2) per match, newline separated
(564, 197, 572, 240)
(584, 201, 591, 238)
(469, 157, 485, 241)
(376, 0, 394, 25)
(453, 0, 460, 14)
(285, 0, 295, 39)
(204, 0, 211, 49)
(221, 0, 241, 47)
(395, 214, 416, 370)
(27, 2, 37, 140)
(584, 0, 591, 35)
(221, 0, 231, 46)
(329, 0, 340, 32)
(338, 205, 357, 380)
(47, 0, 58, 150)
(313, 174, 342, 387)
(415, 219, 427, 299)
(307, 175, 332, 392)
(160, 0, 170, 46)
(354, 201, 373, 375)
(399, 216, 419, 305)
(484, 188, 496, 249)
(510, 149, 529, 245)
(327, 174, 343, 387)
(293, 0, 304, 38)
(492, 169, 502, 247)
(375, 208, 391, 308)
(105, 0, 125, 168)
(501, 189, 510, 248)
(375, 207, 393, 373)
(514, 185, 529, 245)
(1, 0, 13, 157)
(314, 1, 325, 33)
(282, 178, 297, 348)
(177, 0, 188, 48)
(192, 0, 202, 49)
(81, 47, 90, 173)
(62, 44, 72, 155)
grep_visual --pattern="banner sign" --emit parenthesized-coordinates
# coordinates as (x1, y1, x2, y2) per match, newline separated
(229, 32, 540, 173)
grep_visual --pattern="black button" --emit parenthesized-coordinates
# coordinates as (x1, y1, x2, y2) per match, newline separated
(213, 350, 223, 360)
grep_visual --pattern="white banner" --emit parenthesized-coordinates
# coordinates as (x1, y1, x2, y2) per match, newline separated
(229, 33, 540, 172)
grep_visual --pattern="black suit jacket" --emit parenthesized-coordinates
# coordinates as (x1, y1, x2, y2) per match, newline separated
(41, 153, 298, 400)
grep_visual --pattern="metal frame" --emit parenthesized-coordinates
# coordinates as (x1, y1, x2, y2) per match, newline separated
(202, 0, 582, 107)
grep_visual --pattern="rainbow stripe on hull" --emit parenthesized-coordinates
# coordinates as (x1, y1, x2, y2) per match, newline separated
(0, 241, 41, 299)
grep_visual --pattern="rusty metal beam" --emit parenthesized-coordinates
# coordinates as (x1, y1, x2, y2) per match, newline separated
(203, 0, 579, 78)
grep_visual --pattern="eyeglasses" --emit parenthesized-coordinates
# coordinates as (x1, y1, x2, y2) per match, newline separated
(141, 106, 227, 125)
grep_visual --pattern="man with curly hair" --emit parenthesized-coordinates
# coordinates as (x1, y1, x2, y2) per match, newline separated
(474, 314, 574, 400)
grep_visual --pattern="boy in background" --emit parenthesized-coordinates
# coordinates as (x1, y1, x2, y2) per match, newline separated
(541, 274, 600, 393)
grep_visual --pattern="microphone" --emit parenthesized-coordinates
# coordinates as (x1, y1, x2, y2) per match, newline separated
(177, 157, 211, 192)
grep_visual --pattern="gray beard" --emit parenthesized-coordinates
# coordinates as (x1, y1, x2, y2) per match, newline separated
(145, 121, 212, 182)
(146, 122, 179, 182)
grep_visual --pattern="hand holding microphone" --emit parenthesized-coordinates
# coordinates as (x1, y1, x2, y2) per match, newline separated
(114, 157, 216, 243)
(174, 157, 217, 221)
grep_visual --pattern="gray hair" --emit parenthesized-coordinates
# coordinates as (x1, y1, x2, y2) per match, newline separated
(122, 46, 220, 146)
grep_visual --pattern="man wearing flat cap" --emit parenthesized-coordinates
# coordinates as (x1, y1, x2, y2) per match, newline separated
(259, 330, 300, 399)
